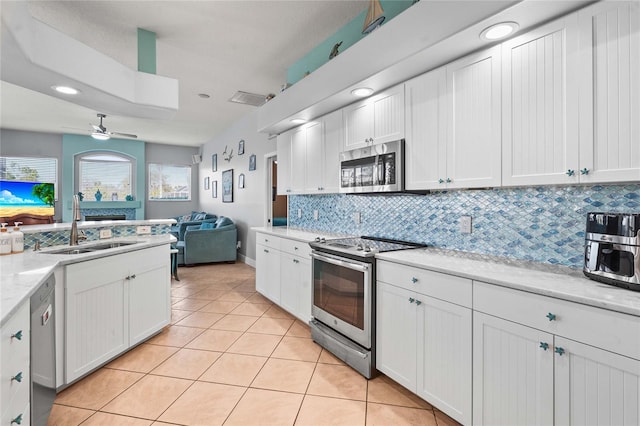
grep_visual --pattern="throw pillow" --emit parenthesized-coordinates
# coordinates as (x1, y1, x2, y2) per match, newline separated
(179, 214, 191, 222)
(215, 216, 233, 228)
(200, 222, 215, 230)
(193, 213, 207, 221)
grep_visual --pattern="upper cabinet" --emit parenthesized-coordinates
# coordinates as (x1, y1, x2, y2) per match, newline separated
(343, 84, 405, 150)
(501, 15, 580, 186)
(577, 1, 640, 183)
(445, 45, 502, 189)
(276, 110, 343, 195)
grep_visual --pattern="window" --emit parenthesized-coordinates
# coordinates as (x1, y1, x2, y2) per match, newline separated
(76, 152, 134, 201)
(0, 156, 58, 198)
(148, 164, 191, 201)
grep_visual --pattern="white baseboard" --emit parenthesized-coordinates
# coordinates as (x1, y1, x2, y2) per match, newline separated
(238, 253, 255, 268)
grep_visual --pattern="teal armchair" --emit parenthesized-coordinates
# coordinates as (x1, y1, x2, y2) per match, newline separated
(176, 217, 237, 265)
(170, 211, 217, 241)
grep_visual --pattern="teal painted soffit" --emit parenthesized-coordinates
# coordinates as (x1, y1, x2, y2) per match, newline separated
(138, 28, 157, 74)
(287, 0, 414, 85)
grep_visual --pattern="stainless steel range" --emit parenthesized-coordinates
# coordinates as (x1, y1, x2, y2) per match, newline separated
(309, 236, 425, 378)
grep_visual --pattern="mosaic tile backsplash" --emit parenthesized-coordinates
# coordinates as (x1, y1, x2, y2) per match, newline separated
(22, 224, 172, 250)
(288, 184, 640, 269)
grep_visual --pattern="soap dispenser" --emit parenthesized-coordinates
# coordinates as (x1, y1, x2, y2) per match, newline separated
(11, 222, 24, 253)
(0, 223, 11, 255)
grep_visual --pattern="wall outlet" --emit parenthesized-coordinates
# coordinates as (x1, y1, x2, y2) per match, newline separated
(99, 229, 112, 239)
(297, 209, 302, 218)
(136, 225, 151, 235)
(236, 241, 241, 249)
(353, 212, 361, 224)
(313, 210, 319, 220)
(459, 216, 472, 234)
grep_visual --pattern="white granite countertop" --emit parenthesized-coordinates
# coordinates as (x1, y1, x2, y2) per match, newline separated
(377, 248, 640, 317)
(1, 234, 176, 327)
(18, 218, 175, 233)
(252, 226, 349, 243)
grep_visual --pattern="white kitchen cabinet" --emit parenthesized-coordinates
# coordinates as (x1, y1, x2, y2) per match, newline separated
(577, 1, 640, 183)
(290, 126, 307, 193)
(474, 281, 640, 426)
(473, 311, 554, 426)
(255, 233, 282, 304)
(502, 15, 580, 186)
(0, 302, 30, 426)
(404, 66, 448, 190)
(280, 251, 312, 322)
(276, 130, 293, 195)
(343, 84, 405, 150)
(376, 260, 472, 425)
(65, 245, 170, 383)
(318, 109, 342, 193)
(445, 45, 502, 189)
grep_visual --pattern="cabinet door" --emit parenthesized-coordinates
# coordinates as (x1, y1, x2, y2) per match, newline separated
(280, 252, 311, 322)
(502, 15, 580, 186)
(554, 336, 640, 426)
(473, 312, 554, 426)
(304, 121, 323, 193)
(578, 1, 640, 183)
(372, 84, 405, 144)
(446, 45, 502, 189)
(256, 244, 281, 304)
(416, 296, 472, 426)
(276, 131, 292, 195)
(376, 281, 417, 392)
(66, 256, 128, 382)
(321, 110, 343, 193)
(129, 247, 171, 345)
(344, 100, 373, 150)
(290, 127, 307, 193)
(405, 67, 447, 190)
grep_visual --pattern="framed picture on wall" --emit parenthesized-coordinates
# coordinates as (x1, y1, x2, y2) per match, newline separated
(212, 180, 217, 198)
(239, 173, 245, 189)
(249, 154, 256, 171)
(222, 169, 233, 203)
(204, 176, 210, 190)
(238, 139, 245, 155)
(212, 154, 217, 172)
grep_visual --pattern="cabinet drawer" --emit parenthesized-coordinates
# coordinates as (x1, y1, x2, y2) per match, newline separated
(256, 233, 282, 250)
(280, 238, 311, 258)
(1, 390, 29, 426)
(377, 260, 472, 308)
(474, 282, 640, 359)
(1, 302, 29, 373)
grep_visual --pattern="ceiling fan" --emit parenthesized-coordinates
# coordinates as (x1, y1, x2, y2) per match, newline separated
(89, 113, 137, 140)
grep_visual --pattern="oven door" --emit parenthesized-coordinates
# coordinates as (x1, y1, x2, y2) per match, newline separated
(311, 251, 372, 349)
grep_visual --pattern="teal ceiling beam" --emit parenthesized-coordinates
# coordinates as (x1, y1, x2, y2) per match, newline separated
(137, 28, 156, 74)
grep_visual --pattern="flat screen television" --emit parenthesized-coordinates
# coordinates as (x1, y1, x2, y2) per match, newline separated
(0, 180, 55, 219)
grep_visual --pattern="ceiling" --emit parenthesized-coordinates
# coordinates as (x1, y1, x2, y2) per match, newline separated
(0, 1, 370, 147)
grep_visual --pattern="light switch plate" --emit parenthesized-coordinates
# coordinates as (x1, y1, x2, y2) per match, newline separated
(460, 216, 472, 234)
(353, 212, 361, 224)
(313, 210, 319, 220)
(297, 209, 302, 218)
(136, 225, 151, 235)
(99, 229, 112, 239)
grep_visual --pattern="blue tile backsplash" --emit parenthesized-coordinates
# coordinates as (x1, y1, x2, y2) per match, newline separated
(22, 224, 172, 249)
(288, 184, 640, 269)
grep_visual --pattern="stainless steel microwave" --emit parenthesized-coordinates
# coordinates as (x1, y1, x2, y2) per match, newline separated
(339, 139, 404, 194)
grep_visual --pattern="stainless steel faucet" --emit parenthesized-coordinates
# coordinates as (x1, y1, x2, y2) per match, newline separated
(70, 194, 85, 245)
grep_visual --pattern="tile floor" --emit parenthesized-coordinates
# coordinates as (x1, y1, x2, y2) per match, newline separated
(49, 262, 461, 426)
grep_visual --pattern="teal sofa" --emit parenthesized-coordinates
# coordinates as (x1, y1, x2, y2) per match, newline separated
(176, 216, 237, 265)
(170, 211, 217, 241)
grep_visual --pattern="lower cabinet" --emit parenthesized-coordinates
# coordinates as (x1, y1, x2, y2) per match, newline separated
(280, 251, 312, 323)
(65, 245, 170, 383)
(255, 234, 282, 304)
(376, 261, 472, 425)
(0, 302, 30, 426)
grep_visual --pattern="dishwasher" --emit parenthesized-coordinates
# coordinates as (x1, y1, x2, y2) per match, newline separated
(30, 274, 56, 426)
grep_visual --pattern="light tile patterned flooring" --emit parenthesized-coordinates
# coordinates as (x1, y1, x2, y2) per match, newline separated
(49, 262, 461, 426)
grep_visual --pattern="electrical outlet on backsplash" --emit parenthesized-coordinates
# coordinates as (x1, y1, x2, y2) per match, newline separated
(288, 184, 640, 269)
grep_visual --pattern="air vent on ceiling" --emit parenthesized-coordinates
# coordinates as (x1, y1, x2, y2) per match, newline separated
(229, 91, 267, 107)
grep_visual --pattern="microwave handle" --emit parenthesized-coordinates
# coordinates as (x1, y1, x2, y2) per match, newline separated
(311, 252, 370, 272)
(585, 241, 599, 271)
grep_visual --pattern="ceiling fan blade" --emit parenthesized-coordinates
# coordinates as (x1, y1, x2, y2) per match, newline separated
(91, 124, 101, 131)
(62, 126, 91, 132)
(109, 131, 138, 139)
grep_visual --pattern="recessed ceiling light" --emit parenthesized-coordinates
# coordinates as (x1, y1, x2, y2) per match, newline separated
(91, 132, 110, 141)
(480, 22, 519, 41)
(291, 118, 307, 124)
(198, 93, 210, 99)
(52, 85, 80, 95)
(351, 87, 373, 97)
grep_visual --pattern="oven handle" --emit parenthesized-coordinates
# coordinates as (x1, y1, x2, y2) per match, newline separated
(311, 251, 370, 272)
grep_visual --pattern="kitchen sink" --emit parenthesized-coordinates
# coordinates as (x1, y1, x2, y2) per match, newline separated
(41, 241, 139, 255)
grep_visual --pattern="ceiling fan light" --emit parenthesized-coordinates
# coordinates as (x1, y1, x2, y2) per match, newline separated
(91, 131, 110, 141)
(480, 22, 519, 41)
(52, 85, 80, 95)
(351, 87, 373, 97)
